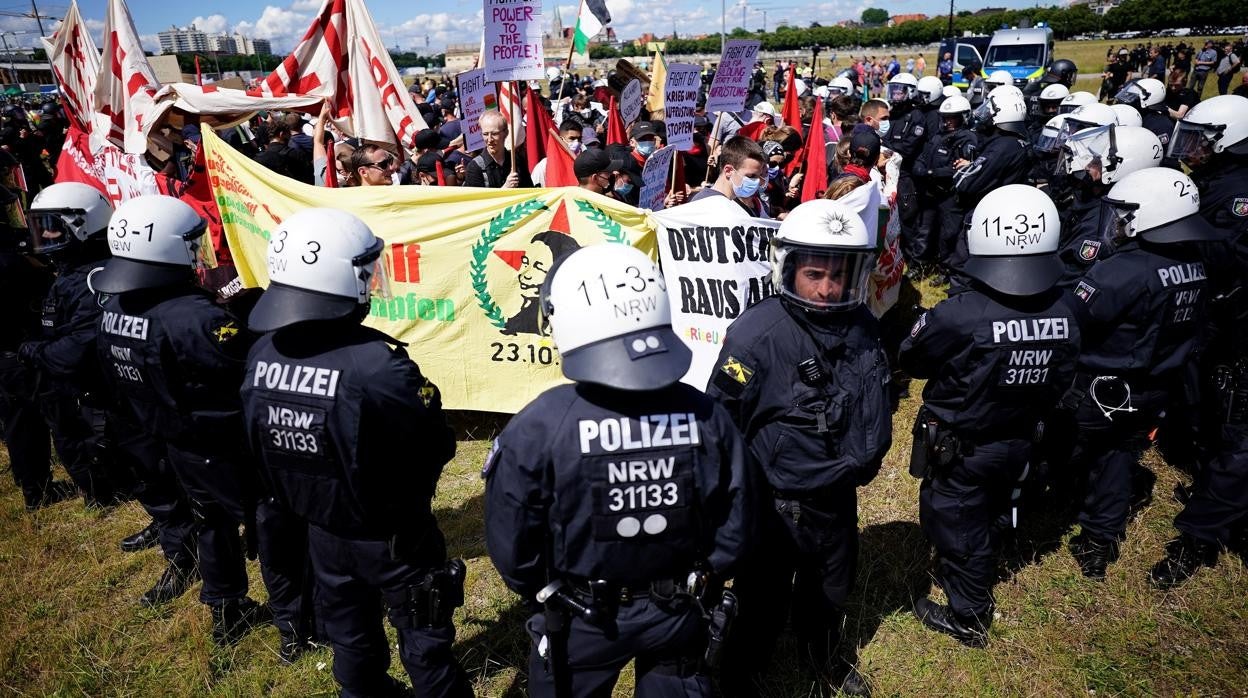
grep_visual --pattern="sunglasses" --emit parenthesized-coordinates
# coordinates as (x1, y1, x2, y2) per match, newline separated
(366, 155, 395, 170)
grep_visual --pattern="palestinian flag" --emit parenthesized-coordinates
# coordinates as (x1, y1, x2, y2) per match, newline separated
(573, 0, 611, 55)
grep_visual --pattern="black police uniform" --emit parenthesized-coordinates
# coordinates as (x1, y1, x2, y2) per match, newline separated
(1139, 110, 1178, 169)
(950, 131, 1033, 272)
(1191, 155, 1248, 238)
(884, 104, 931, 264)
(100, 286, 310, 641)
(242, 322, 470, 698)
(914, 126, 977, 268)
(0, 244, 56, 508)
(485, 382, 751, 697)
(706, 296, 891, 684)
(1055, 187, 1114, 289)
(23, 253, 123, 503)
(900, 285, 1080, 625)
(1065, 238, 1210, 554)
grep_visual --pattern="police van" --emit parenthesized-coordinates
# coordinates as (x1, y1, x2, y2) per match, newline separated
(983, 26, 1056, 88)
(939, 35, 991, 90)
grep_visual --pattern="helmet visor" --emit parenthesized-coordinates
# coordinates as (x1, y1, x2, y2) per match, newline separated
(971, 100, 993, 127)
(1167, 120, 1218, 161)
(1060, 125, 1114, 175)
(1113, 86, 1141, 107)
(778, 245, 874, 312)
(1099, 198, 1139, 244)
(355, 237, 392, 303)
(1034, 128, 1062, 155)
(1058, 101, 1084, 115)
(29, 209, 81, 254)
(182, 220, 218, 271)
(887, 83, 913, 104)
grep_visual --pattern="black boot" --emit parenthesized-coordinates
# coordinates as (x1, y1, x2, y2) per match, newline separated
(120, 521, 161, 553)
(1149, 535, 1219, 589)
(24, 480, 77, 512)
(210, 598, 272, 646)
(278, 632, 319, 664)
(1069, 533, 1119, 580)
(836, 661, 871, 696)
(913, 598, 988, 648)
(139, 562, 199, 607)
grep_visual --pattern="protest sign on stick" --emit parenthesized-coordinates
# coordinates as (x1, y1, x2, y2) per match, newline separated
(619, 78, 642, 125)
(662, 63, 702, 150)
(639, 145, 677, 211)
(705, 39, 760, 113)
(457, 68, 490, 152)
(483, 0, 545, 83)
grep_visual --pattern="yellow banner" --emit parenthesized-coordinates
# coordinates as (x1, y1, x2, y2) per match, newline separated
(203, 129, 658, 413)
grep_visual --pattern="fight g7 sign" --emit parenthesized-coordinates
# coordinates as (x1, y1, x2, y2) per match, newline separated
(483, 0, 545, 82)
(662, 63, 703, 150)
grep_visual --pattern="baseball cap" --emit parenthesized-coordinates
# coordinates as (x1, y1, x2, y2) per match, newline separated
(629, 121, 658, 140)
(574, 149, 626, 179)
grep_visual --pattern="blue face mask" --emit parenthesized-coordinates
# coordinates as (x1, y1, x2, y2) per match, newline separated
(768, 165, 782, 180)
(635, 140, 657, 157)
(733, 175, 762, 198)
(615, 181, 635, 196)
(877, 119, 891, 137)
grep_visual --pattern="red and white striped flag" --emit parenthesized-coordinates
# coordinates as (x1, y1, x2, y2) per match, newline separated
(248, 0, 427, 150)
(93, 0, 163, 153)
(40, 0, 98, 135)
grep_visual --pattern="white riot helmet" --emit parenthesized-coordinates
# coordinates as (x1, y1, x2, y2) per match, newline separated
(540, 244, 689, 391)
(1059, 103, 1118, 145)
(1169, 94, 1248, 165)
(545, 67, 562, 81)
(1038, 83, 1070, 115)
(1102, 168, 1222, 244)
(829, 76, 855, 95)
(886, 72, 919, 105)
(972, 85, 1027, 135)
(92, 195, 215, 294)
(1114, 78, 1165, 111)
(965, 184, 1062, 296)
(1110, 103, 1142, 128)
(938, 96, 971, 131)
(1033, 115, 1067, 154)
(1058, 91, 1097, 114)
(770, 199, 879, 312)
(941, 85, 962, 99)
(248, 208, 390, 332)
(984, 70, 1014, 91)
(917, 76, 944, 105)
(1059, 125, 1162, 184)
(28, 182, 113, 255)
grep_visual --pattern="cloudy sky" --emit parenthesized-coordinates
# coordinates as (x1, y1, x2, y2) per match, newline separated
(8, 0, 1048, 54)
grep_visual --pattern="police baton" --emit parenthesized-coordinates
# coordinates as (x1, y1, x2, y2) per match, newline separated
(536, 580, 597, 698)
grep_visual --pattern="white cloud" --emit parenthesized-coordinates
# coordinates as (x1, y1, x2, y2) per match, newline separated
(189, 14, 230, 34)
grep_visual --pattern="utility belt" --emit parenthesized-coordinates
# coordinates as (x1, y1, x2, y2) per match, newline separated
(382, 558, 467, 629)
(1062, 372, 1153, 421)
(559, 572, 709, 619)
(909, 404, 1043, 479)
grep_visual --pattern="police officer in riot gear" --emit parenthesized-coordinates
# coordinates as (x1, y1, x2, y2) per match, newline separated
(1054, 125, 1164, 287)
(243, 208, 471, 695)
(949, 86, 1033, 275)
(1064, 168, 1222, 580)
(902, 185, 1080, 647)
(1114, 78, 1176, 167)
(708, 200, 890, 696)
(485, 243, 751, 698)
(18, 182, 128, 508)
(1028, 84, 1069, 139)
(914, 95, 977, 273)
(24, 183, 201, 603)
(93, 195, 311, 650)
(1024, 58, 1078, 121)
(1058, 91, 1097, 116)
(1031, 115, 1069, 198)
(1148, 94, 1248, 588)
(0, 177, 67, 511)
(883, 73, 933, 274)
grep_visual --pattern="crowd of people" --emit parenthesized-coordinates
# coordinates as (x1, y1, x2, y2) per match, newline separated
(1099, 38, 1248, 101)
(1, 42, 1247, 698)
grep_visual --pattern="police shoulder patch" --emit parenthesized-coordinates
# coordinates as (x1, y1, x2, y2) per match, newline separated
(1078, 239, 1102, 262)
(913, 124, 925, 136)
(1074, 280, 1098, 303)
(720, 355, 755, 386)
(1232, 198, 1248, 217)
(212, 320, 239, 343)
(910, 312, 928, 338)
(481, 439, 500, 479)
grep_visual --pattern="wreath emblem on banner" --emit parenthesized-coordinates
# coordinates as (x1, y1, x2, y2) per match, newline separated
(470, 200, 549, 329)
(471, 198, 632, 330)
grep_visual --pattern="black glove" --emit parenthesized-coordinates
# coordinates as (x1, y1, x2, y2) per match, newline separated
(16, 341, 41, 366)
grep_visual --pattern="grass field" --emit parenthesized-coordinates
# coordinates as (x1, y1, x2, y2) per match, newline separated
(2, 279, 1246, 696)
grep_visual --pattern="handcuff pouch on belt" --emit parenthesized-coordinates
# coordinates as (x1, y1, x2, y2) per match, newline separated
(909, 404, 964, 479)
(385, 558, 467, 629)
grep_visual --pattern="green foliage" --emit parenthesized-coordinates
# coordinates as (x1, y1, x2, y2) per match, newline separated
(168, 50, 445, 76)
(1102, 0, 1242, 32)
(861, 8, 890, 25)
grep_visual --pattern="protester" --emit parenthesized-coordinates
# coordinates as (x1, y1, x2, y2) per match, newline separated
(463, 111, 530, 188)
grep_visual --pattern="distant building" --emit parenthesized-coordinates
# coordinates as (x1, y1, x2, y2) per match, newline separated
(888, 13, 929, 26)
(234, 34, 273, 56)
(158, 24, 209, 54)
(206, 34, 237, 54)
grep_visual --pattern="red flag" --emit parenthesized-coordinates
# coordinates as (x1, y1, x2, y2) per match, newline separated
(525, 87, 555, 171)
(736, 121, 769, 141)
(544, 128, 578, 187)
(606, 95, 627, 146)
(156, 143, 229, 263)
(800, 98, 828, 202)
(194, 56, 203, 86)
(324, 155, 337, 187)
(782, 63, 801, 131)
(42, 1, 100, 135)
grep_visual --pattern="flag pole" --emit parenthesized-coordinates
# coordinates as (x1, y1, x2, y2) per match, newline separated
(564, 0, 584, 71)
(510, 81, 520, 176)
